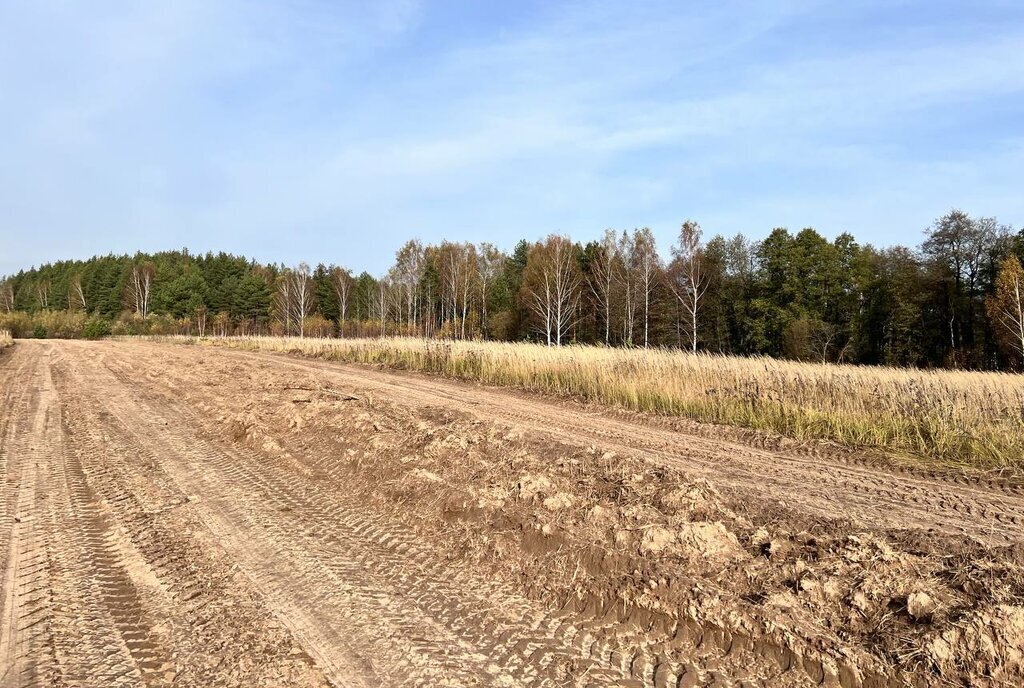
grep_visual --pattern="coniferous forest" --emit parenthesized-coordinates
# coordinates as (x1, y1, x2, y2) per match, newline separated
(3, 208, 1024, 370)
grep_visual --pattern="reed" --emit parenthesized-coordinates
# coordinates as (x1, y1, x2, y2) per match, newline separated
(171, 335, 1024, 469)
(0, 329, 12, 349)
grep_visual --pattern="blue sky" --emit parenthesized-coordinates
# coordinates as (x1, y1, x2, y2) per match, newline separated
(2, 1, 1023, 276)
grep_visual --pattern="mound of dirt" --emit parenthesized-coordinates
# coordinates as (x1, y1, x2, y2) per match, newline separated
(105, 343, 1024, 687)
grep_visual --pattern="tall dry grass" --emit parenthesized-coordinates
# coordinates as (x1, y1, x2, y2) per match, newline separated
(170, 336, 1024, 469)
(0, 329, 12, 349)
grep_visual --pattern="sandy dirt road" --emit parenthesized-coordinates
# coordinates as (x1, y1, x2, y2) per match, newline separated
(1, 339, 1022, 687)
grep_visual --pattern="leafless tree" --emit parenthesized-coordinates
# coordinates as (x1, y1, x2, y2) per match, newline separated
(288, 263, 314, 337)
(437, 242, 477, 338)
(0, 280, 14, 313)
(809, 320, 837, 364)
(272, 264, 314, 337)
(393, 240, 425, 334)
(69, 274, 87, 312)
(194, 305, 208, 337)
(36, 279, 51, 310)
(371, 276, 394, 337)
(586, 229, 621, 345)
(422, 280, 437, 338)
(476, 242, 504, 339)
(127, 263, 154, 318)
(460, 244, 479, 338)
(632, 227, 661, 348)
(668, 220, 708, 353)
(274, 271, 293, 334)
(439, 242, 460, 328)
(331, 267, 354, 337)
(524, 235, 581, 346)
(137, 265, 153, 316)
(616, 231, 638, 345)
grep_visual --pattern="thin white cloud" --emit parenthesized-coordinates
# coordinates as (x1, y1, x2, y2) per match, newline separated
(1, 0, 1022, 275)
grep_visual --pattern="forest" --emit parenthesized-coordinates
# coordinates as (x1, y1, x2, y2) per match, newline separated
(3, 208, 1024, 370)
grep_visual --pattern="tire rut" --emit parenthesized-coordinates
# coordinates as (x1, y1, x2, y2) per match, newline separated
(0, 347, 58, 688)
(213, 347, 1024, 545)
(20, 339, 1018, 686)
(2, 343, 337, 688)
(69, 340, 847, 688)
(72, 348, 655, 686)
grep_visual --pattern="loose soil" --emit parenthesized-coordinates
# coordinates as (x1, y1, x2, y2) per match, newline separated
(1, 339, 1022, 687)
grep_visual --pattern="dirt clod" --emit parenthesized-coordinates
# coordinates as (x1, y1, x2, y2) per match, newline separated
(906, 591, 936, 620)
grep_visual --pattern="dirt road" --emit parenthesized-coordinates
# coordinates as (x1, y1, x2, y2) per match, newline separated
(216, 347, 1024, 546)
(1, 339, 1022, 687)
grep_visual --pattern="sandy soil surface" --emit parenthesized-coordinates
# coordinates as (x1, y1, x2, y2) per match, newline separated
(1, 339, 1022, 687)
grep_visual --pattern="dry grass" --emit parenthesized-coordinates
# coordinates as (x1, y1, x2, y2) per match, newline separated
(0, 329, 12, 349)
(166, 335, 1024, 469)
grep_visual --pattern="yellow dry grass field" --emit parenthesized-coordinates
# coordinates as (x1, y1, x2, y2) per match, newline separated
(166, 335, 1024, 470)
(0, 329, 13, 349)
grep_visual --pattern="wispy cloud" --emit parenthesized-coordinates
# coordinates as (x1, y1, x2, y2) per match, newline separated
(2, 0, 1022, 275)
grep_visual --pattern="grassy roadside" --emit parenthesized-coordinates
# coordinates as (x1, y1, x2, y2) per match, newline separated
(158, 335, 1024, 470)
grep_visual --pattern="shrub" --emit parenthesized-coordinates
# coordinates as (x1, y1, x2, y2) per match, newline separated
(0, 312, 33, 337)
(0, 310, 112, 339)
(303, 314, 334, 338)
(82, 317, 112, 339)
(34, 310, 88, 338)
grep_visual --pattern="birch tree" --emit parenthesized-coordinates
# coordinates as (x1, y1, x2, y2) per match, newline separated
(1, 280, 15, 313)
(273, 264, 313, 336)
(393, 240, 425, 334)
(668, 220, 708, 353)
(987, 254, 1024, 363)
(128, 263, 154, 317)
(585, 229, 620, 345)
(36, 279, 51, 310)
(331, 267, 354, 336)
(460, 243, 478, 339)
(194, 305, 208, 337)
(477, 242, 504, 339)
(616, 231, 638, 345)
(437, 242, 476, 338)
(214, 311, 230, 336)
(436, 242, 459, 331)
(632, 227, 661, 348)
(287, 263, 314, 337)
(524, 235, 581, 346)
(69, 274, 87, 312)
(273, 271, 293, 334)
(371, 276, 394, 337)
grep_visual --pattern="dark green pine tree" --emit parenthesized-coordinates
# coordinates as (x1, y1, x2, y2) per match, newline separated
(233, 273, 271, 329)
(313, 263, 339, 321)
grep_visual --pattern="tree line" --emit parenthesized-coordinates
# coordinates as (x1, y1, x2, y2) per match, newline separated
(3, 208, 1024, 369)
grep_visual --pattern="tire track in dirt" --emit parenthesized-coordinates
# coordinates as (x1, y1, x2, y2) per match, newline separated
(292, 421, 825, 688)
(62, 343, 674, 686)
(2, 345, 161, 687)
(206, 346, 1024, 545)
(0, 346, 58, 688)
(47, 346, 350, 688)
(0, 343, 341, 688)
(48, 437, 171, 687)
(15, 339, 1022, 686)
(62, 340, 894, 688)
